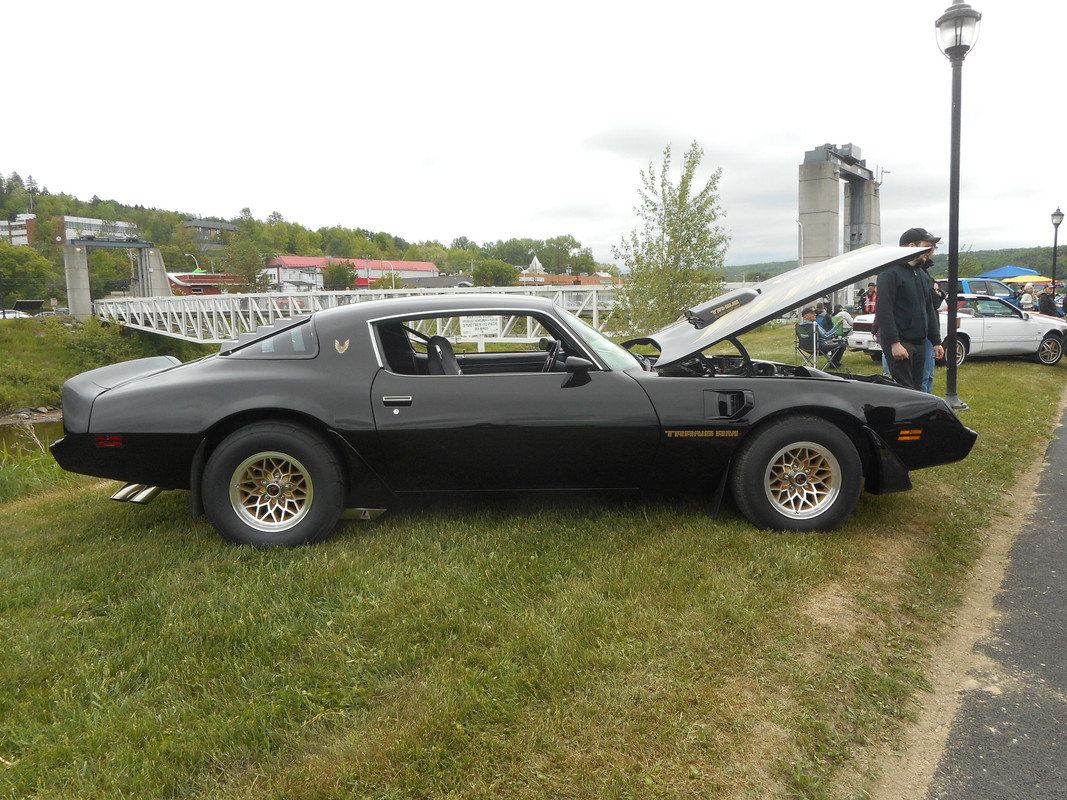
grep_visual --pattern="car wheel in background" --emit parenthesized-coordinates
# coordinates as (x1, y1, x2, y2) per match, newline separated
(202, 422, 344, 547)
(1036, 334, 1063, 366)
(729, 415, 862, 532)
(954, 338, 969, 367)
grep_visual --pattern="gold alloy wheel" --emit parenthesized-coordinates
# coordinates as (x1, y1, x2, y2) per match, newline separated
(228, 451, 314, 532)
(762, 441, 841, 520)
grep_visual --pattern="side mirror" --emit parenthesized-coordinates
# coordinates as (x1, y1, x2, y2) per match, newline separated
(561, 356, 593, 387)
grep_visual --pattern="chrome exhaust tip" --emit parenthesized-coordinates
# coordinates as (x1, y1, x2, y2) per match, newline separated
(129, 486, 163, 504)
(111, 483, 146, 502)
(110, 483, 163, 504)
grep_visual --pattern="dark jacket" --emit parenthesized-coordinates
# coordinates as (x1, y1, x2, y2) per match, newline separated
(876, 261, 942, 347)
(1038, 291, 1058, 316)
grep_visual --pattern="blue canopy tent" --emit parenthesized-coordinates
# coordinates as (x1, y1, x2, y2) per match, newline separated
(978, 265, 1039, 280)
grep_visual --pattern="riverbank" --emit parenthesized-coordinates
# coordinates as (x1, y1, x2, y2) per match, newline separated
(0, 406, 62, 427)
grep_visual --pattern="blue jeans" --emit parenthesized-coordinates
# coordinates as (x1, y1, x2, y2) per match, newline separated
(922, 339, 934, 394)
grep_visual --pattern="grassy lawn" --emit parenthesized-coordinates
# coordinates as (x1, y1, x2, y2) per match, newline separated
(1, 324, 1062, 799)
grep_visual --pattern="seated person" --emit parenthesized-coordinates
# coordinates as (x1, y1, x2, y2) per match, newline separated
(831, 304, 854, 335)
(796, 306, 847, 368)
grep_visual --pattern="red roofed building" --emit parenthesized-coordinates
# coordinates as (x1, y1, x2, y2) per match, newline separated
(263, 257, 439, 290)
(167, 272, 245, 295)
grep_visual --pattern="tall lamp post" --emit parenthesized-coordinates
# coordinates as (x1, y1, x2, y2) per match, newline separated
(1052, 207, 1064, 296)
(936, 0, 982, 411)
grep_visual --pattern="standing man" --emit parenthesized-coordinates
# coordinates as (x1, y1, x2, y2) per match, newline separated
(876, 228, 945, 390)
(862, 282, 878, 314)
(1038, 284, 1059, 316)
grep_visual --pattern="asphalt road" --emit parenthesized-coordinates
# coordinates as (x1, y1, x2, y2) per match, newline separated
(925, 410, 1067, 799)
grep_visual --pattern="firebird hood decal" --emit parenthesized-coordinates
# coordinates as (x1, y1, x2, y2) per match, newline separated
(644, 245, 927, 366)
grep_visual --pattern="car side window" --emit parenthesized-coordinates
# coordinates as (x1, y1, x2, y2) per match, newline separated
(975, 299, 1016, 318)
(375, 314, 575, 376)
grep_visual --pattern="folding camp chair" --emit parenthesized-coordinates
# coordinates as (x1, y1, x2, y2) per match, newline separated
(794, 320, 834, 369)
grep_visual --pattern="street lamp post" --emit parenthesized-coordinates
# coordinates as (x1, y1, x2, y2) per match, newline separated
(1052, 208, 1064, 298)
(184, 253, 203, 273)
(936, 0, 982, 411)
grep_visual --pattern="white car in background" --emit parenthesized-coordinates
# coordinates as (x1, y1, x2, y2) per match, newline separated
(847, 294, 1067, 367)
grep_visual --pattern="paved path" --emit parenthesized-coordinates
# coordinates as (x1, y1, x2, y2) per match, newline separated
(925, 408, 1067, 798)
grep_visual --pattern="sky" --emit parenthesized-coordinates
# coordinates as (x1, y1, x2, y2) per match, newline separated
(4, 0, 1063, 268)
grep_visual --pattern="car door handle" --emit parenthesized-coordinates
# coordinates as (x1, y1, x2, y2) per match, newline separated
(382, 396, 413, 407)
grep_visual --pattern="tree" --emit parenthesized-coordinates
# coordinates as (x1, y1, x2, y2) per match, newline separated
(224, 238, 271, 292)
(473, 259, 518, 287)
(371, 273, 403, 290)
(540, 235, 581, 274)
(612, 140, 729, 332)
(0, 241, 60, 305)
(323, 260, 356, 290)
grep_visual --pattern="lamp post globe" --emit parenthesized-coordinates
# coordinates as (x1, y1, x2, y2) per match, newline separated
(935, 0, 981, 412)
(1053, 207, 1064, 297)
(936, 1, 982, 59)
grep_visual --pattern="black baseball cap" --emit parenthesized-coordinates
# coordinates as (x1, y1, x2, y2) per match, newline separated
(801, 306, 817, 315)
(899, 227, 942, 246)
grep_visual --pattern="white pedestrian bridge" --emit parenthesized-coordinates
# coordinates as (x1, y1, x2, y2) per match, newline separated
(94, 285, 619, 345)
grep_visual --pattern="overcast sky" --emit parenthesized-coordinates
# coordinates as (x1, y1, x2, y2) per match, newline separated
(5, 0, 1063, 267)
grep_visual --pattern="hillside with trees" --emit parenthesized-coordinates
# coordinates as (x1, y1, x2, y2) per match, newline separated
(725, 246, 1063, 284)
(2, 170, 1060, 308)
(0, 171, 616, 307)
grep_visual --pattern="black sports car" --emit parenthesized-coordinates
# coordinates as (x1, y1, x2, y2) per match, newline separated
(51, 245, 977, 546)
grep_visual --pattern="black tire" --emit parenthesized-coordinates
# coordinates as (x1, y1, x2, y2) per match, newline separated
(1037, 334, 1063, 366)
(729, 415, 862, 532)
(202, 422, 344, 547)
(954, 337, 968, 367)
(869, 352, 882, 363)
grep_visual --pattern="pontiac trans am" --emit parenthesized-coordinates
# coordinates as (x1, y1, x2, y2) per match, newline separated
(51, 245, 977, 546)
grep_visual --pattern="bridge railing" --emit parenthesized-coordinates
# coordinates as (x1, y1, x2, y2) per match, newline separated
(94, 285, 620, 344)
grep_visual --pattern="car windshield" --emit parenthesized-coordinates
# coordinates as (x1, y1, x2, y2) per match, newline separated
(557, 310, 643, 371)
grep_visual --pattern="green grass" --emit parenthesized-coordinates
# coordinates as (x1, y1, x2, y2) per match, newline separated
(1, 324, 1062, 799)
(0, 317, 213, 412)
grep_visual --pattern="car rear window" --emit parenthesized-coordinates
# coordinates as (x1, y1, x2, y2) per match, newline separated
(229, 321, 318, 359)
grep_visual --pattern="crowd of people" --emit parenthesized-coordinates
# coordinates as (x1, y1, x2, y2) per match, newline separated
(795, 227, 1062, 392)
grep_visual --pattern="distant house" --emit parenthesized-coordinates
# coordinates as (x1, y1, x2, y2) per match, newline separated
(262, 256, 440, 290)
(183, 219, 238, 251)
(518, 255, 620, 287)
(2, 214, 141, 246)
(0, 214, 36, 245)
(520, 270, 622, 287)
(167, 272, 245, 296)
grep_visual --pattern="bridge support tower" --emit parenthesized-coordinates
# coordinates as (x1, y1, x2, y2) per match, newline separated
(63, 239, 171, 320)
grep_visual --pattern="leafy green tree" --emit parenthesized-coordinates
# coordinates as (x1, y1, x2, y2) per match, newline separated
(414, 240, 449, 268)
(0, 241, 59, 305)
(613, 140, 729, 332)
(473, 259, 518, 287)
(224, 238, 271, 292)
(323, 260, 356, 290)
(540, 235, 581, 274)
(372, 273, 403, 290)
(87, 249, 132, 298)
(484, 238, 538, 266)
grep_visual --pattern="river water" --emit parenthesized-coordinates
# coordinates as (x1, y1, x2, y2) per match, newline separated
(0, 420, 65, 456)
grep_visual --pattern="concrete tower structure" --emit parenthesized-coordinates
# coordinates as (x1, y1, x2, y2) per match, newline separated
(798, 143, 881, 267)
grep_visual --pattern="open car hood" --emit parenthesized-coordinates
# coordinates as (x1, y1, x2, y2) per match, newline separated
(635, 244, 927, 366)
